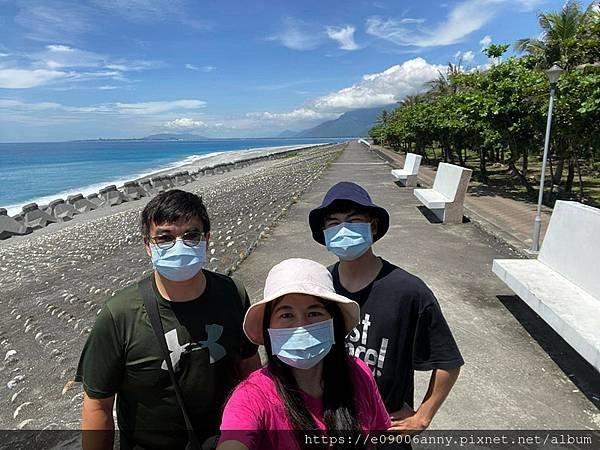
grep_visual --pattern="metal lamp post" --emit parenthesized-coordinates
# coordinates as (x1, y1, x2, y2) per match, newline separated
(530, 63, 564, 253)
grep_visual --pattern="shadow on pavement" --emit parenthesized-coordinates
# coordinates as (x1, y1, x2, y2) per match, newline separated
(497, 295, 600, 410)
(416, 206, 471, 225)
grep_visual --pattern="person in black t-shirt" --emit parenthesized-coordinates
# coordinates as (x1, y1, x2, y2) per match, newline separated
(309, 181, 464, 435)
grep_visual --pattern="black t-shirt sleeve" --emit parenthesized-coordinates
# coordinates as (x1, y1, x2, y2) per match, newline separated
(74, 305, 124, 398)
(412, 293, 464, 371)
(239, 288, 259, 360)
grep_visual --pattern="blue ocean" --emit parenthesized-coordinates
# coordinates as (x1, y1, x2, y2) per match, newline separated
(0, 138, 343, 216)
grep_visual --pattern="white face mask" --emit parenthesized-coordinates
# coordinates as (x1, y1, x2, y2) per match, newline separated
(324, 222, 373, 261)
(268, 319, 335, 370)
(150, 240, 206, 281)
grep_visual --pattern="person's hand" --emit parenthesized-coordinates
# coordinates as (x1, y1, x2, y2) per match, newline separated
(387, 404, 430, 435)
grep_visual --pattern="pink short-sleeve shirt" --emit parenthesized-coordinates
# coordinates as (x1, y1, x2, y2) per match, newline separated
(219, 357, 391, 450)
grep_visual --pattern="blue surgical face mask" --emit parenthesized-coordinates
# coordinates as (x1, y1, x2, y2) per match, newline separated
(268, 319, 335, 370)
(150, 240, 206, 282)
(324, 222, 373, 261)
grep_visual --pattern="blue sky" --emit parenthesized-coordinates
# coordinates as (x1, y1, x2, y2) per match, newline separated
(0, 0, 570, 142)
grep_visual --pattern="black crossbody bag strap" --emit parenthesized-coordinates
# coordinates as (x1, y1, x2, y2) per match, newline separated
(139, 276, 202, 450)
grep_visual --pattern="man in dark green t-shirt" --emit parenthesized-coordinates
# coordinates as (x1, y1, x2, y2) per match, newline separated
(75, 189, 261, 450)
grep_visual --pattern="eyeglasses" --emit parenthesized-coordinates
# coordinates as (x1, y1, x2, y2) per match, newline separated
(149, 231, 206, 250)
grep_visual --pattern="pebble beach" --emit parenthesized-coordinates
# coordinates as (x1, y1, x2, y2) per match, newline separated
(0, 142, 345, 432)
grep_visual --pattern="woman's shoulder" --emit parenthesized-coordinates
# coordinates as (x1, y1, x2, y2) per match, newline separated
(221, 367, 283, 431)
(349, 356, 373, 377)
(348, 357, 379, 390)
(230, 367, 278, 401)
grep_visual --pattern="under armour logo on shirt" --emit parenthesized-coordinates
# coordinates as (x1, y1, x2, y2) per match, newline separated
(161, 325, 226, 371)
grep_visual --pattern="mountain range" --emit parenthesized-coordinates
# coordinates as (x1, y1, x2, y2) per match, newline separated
(140, 105, 393, 140)
(277, 105, 395, 138)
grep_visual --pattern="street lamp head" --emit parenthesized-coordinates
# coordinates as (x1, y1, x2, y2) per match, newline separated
(546, 64, 564, 85)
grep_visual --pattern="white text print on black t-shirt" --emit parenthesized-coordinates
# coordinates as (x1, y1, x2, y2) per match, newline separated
(346, 313, 388, 378)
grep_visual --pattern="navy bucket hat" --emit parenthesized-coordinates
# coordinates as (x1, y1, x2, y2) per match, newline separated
(309, 181, 390, 245)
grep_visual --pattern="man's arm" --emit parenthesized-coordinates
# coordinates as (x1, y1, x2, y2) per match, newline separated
(239, 353, 262, 379)
(388, 367, 460, 434)
(82, 393, 115, 450)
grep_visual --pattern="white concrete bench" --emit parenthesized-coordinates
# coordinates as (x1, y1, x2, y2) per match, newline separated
(413, 162, 472, 224)
(493, 201, 600, 372)
(358, 139, 371, 148)
(391, 153, 422, 187)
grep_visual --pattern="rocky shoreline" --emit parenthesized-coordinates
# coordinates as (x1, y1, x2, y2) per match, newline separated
(0, 142, 345, 431)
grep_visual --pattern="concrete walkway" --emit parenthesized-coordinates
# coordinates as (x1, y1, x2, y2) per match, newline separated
(373, 145, 553, 253)
(233, 141, 599, 430)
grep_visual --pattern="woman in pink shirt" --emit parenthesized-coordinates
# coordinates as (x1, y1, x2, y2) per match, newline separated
(218, 258, 391, 450)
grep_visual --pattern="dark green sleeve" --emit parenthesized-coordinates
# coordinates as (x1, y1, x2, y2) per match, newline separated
(74, 305, 124, 398)
(239, 289, 259, 359)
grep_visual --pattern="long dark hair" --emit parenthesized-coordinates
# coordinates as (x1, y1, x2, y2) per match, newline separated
(262, 299, 365, 449)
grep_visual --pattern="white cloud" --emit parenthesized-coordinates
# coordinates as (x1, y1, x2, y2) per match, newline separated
(106, 60, 160, 71)
(462, 50, 475, 62)
(165, 117, 207, 129)
(0, 68, 72, 88)
(0, 98, 219, 140)
(0, 98, 206, 115)
(164, 117, 226, 129)
(268, 18, 322, 50)
(514, 0, 544, 9)
(186, 64, 216, 72)
(365, 1, 539, 48)
(0, 44, 159, 88)
(246, 108, 336, 122)
(254, 79, 314, 91)
(0, 99, 65, 110)
(113, 100, 206, 115)
(35, 44, 106, 69)
(310, 57, 443, 111)
(46, 44, 73, 53)
(246, 58, 443, 128)
(366, 1, 498, 48)
(479, 35, 492, 49)
(14, 1, 94, 42)
(456, 50, 475, 62)
(326, 25, 360, 51)
(91, 0, 210, 28)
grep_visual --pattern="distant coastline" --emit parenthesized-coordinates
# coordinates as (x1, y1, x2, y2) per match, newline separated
(1, 136, 353, 144)
(69, 136, 344, 143)
(0, 139, 343, 216)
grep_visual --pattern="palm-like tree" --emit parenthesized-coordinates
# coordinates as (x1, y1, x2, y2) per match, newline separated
(376, 109, 389, 126)
(398, 94, 424, 108)
(426, 62, 463, 98)
(515, 0, 598, 68)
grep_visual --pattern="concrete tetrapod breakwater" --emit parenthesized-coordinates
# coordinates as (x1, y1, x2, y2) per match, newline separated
(0, 208, 31, 239)
(67, 194, 98, 214)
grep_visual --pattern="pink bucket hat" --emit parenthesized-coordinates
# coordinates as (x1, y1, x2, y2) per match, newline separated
(243, 258, 360, 345)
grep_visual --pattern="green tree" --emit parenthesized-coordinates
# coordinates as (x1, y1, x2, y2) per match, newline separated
(514, 0, 594, 69)
(482, 43, 510, 60)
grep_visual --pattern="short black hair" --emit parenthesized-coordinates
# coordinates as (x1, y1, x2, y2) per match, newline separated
(321, 200, 372, 221)
(140, 189, 210, 238)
